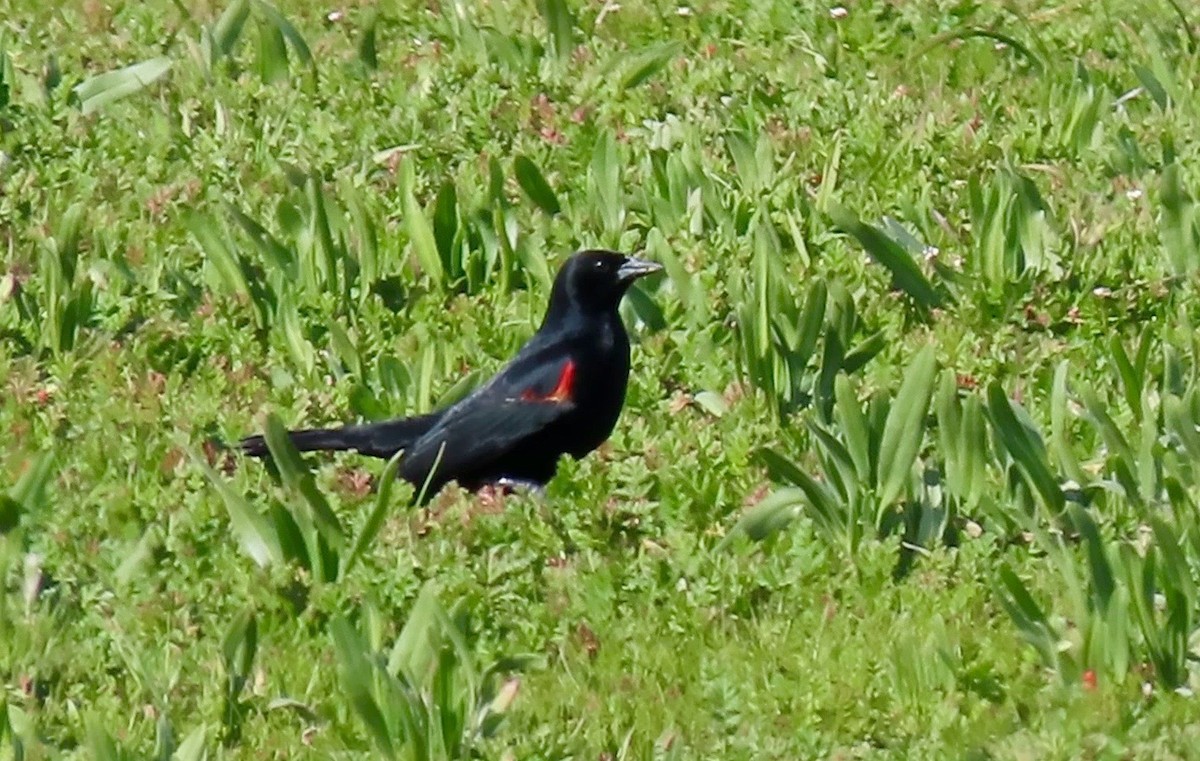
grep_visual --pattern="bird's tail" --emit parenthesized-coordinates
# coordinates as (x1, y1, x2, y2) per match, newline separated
(239, 413, 442, 460)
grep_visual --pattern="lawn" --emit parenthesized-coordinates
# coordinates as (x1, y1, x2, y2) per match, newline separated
(3, 0, 1200, 757)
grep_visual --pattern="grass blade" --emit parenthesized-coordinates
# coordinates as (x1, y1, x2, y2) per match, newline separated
(621, 42, 683, 90)
(828, 203, 943, 310)
(74, 57, 172, 115)
(254, 1, 314, 67)
(331, 618, 397, 759)
(263, 414, 345, 548)
(513, 155, 561, 216)
(344, 450, 406, 575)
(876, 345, 937, 506)
(198, 457, 282, 568)
(987, 382, 1064, 513)
(213, 0, 251, 59)
(403, 171, 443, 285)
(539, 0, 575, 61)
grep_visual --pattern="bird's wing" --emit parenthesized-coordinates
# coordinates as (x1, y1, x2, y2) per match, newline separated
(401, 355, 578, 484)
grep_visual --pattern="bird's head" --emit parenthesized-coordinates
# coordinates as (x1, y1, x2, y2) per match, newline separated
(546, 250, 662, 318)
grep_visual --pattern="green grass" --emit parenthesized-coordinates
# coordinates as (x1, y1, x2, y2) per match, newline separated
(3, 0, 1200, 757)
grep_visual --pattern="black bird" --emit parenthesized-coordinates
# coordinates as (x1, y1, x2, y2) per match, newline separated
(240, 250, 662, 498)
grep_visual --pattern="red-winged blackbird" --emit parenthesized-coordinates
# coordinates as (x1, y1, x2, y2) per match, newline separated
(239, 250, 662, 498)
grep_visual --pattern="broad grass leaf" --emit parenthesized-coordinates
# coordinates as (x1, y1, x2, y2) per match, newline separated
(172, 724, 207, 761)
(589, 130, 622, 233)
(52, 202, 85, 279)
(621, 42, 682, 90)
(229, 205, 296, 279)
(876, 345, 937, 506)
(255, 1, 314, 67)
(188, 214, 251, 300)
(74, 57, 171, 115)
(513, 155, 560, 215)
(378, 354, 411, 402)
(263, 414, 345, 549)
(269, 501, 310, 567)
(754, 447, 842, 539)
(358, 9, 379, 70)
(487, 154, 505, 204)
(0, 44, 11, 110)
(539, 0, 575, 61)
(842, 330, 886, 375)
(435, 369, 482, 409)
(725, 131, 757, 193)
(433, 180, 459, 272)
(417, 344, 436, 412)
(795, 280, 827, 366)
(986, 382, 1064, 513)
(1149, 516, 1198, 616)
(1079, 386, 1137, 499)
(213, 0, 251, 59)
(1133, 64, 1170, 110)
(200, 458, 283, 568)
(344, 450, 406, 575)
(0, 495, 19, 534)
(693, 391, 728, 417)
(997, 564, 1051, 632)
(1068, 504, 1114, 609)
(807, 422, 859, 501)
(907, 27, 1044, 72)
(834, 376, 871, 480)
(222, 610, 259, 683)
(1109, 335, 1144, 420)
(517, 245, 552, 291)
(348, 383, 388, 421)
(114, 528, 158, 587)
(303, 177, 341, 295)
(327, 321, 361, 378)
(1049, 361, 1086, 485)
(624, 284, 666, 332)
(331, 618, 397, 759)
(85, 716, 120, 761)
(1159, 163, 1200, 276)
(718, 488, 803, 549)
(403, 178, 443, 284)
(278, 296, 315, 373)
(1164, 0, 1197, 53)
(255, 18, 289, 83)
(389, 580, 443, 679)
(816, 328, 845, 420)
(828, 203, 943, 310)
(9, 452, 54, 512)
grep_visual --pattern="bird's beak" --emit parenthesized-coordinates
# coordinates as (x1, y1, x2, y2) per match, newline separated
(617, 256, 663, 282)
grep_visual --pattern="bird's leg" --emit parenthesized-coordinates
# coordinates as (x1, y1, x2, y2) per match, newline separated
(495, 477, 547, 499)
(473, 479, 545, 514)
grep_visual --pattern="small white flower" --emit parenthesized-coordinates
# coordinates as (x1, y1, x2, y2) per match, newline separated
(1126, 188, 1143, 200)
(676, 6, 692, 15)
(326, 10, 344, 22)
(1093, 286, 1113, 298)
(830, 6, 848, 19)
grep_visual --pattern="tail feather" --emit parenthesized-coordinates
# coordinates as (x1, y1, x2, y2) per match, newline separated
(239, 412, 442, 460)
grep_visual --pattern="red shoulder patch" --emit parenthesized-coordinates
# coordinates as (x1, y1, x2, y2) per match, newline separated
(521, 359, 576, 403)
